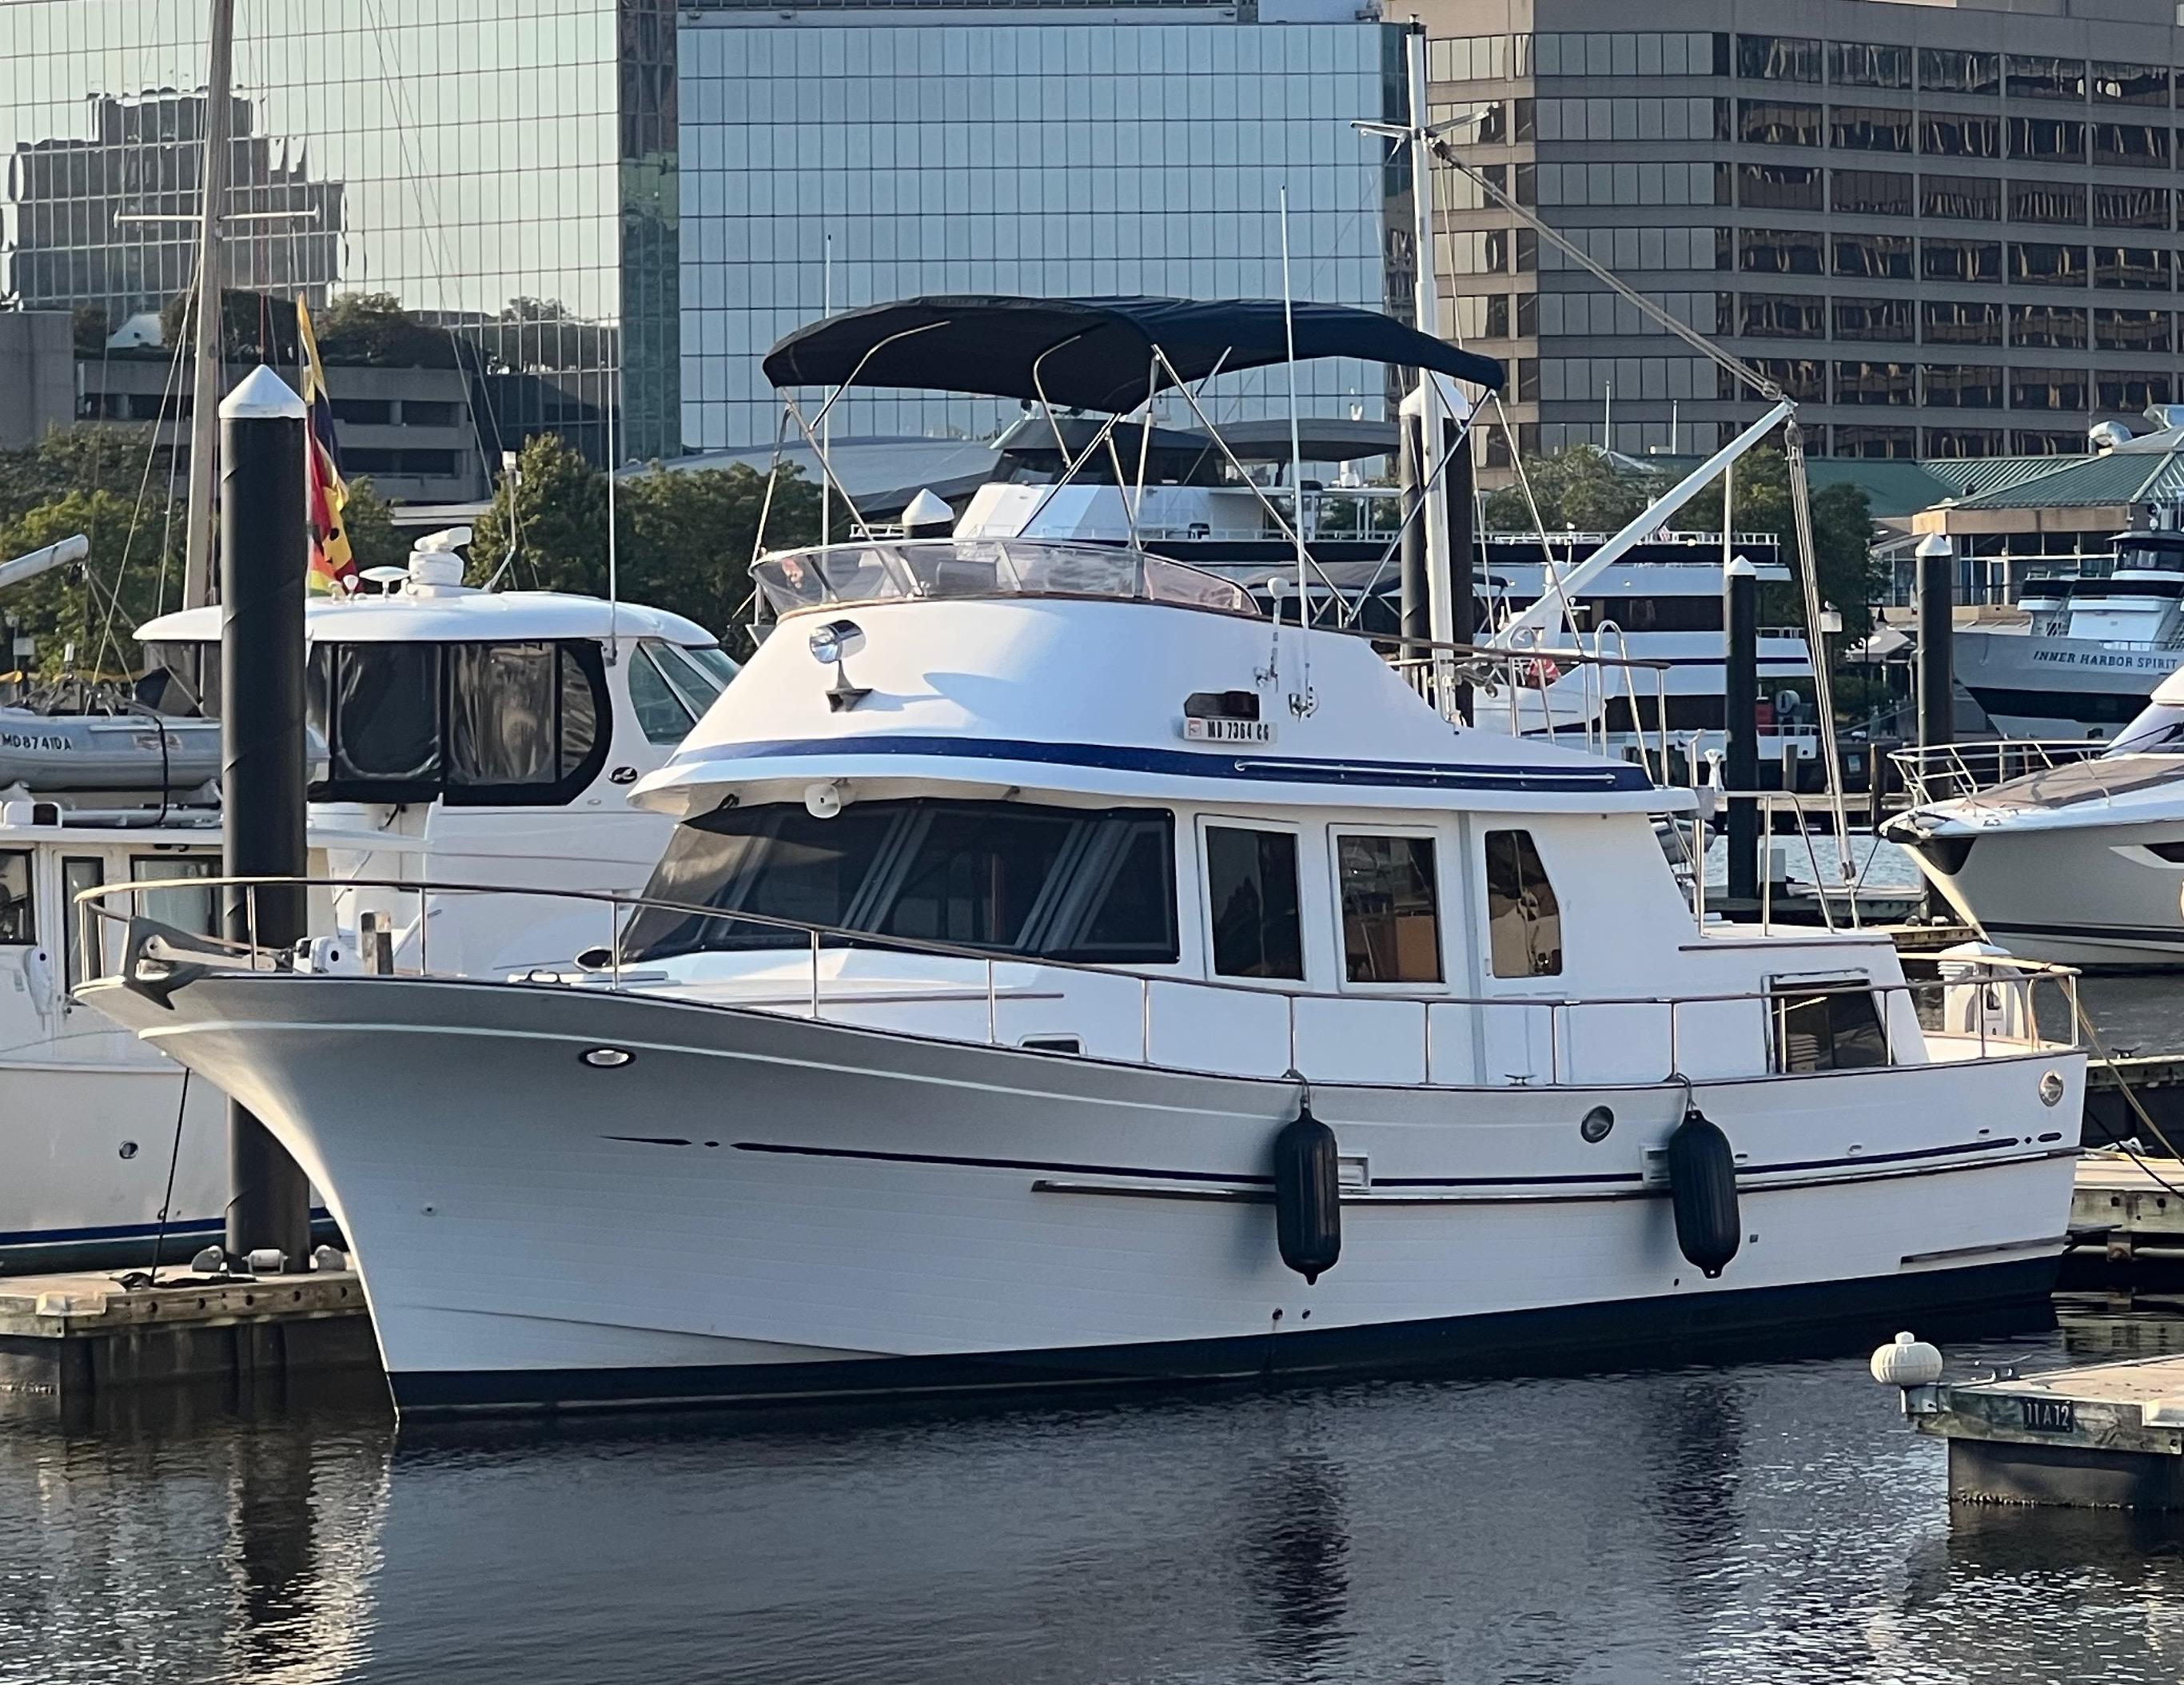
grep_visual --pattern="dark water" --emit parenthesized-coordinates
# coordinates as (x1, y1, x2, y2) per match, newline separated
(10, 1309, 2184, 1685)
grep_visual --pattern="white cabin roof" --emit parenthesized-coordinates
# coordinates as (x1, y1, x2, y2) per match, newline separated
(134, 590, 717, 647)
(635, 562, 1679, 819)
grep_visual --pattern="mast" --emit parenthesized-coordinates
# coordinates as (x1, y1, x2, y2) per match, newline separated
(181, 0, 234, 611)
(1404, 29, 1454, 656)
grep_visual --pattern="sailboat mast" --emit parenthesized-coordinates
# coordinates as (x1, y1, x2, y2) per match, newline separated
(1405, 30, 1454, 657)
(181, 0, 234, 610)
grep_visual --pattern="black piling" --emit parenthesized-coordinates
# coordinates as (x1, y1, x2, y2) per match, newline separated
(218, 365, 312, 1272)
(1724, 555, 1760, 905)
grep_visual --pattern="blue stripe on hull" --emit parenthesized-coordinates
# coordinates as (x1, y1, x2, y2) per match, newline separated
(391, 1253, 2056, 1419)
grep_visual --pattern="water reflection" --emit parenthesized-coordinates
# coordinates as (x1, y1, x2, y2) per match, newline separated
(1239, 1444, 1350, 1673)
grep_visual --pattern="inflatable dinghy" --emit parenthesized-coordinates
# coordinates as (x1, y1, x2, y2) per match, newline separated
(0, 707, 221, 792)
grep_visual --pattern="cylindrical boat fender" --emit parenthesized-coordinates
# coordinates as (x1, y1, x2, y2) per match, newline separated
(1667, 1107, 1740, 1278)
(1272, 1103, 1341, 1284)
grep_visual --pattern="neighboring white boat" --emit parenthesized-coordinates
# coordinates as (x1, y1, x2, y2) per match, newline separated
(77, 296, 2086, 1416)
(1887, 671, 2184, 967)
(0, 541, 735, 1270)
(1956, 527, 2184, 739)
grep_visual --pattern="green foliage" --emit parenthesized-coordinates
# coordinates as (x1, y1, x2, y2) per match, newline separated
(72, 305, 110, 353)
(0, 424, 152, 527)
(339, 477, 416, 574)
(469, 434, 822, 639)
(1480, 447, 1664, 534)
(313, 292, 456, 368)
(0, 488, 180, 677)
(1688, 446, 1884, 636)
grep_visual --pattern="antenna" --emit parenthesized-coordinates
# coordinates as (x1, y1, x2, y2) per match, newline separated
(605, 334, 620, 662)
(1278, 184, 1312, 715)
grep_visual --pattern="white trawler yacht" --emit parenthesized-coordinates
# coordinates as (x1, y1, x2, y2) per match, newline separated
(0, 532, 734, 1269)
(83, 299, 2083, 1415)
(1887, 670, 2184, 966)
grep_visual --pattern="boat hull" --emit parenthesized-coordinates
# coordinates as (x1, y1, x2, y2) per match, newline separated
(1955, 628, 2181, 740)
(86, 972, 2083, 1417)
(1903, 819, 2184, 967)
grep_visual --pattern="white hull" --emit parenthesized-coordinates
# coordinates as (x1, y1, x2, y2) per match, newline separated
(1906, 819, 2184, 967)
(1956, 627, 2183, 740)
(94, 972, 2082, 1414)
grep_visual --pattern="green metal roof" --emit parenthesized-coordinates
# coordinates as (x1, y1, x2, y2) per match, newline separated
(1942, 448, 2184, 511)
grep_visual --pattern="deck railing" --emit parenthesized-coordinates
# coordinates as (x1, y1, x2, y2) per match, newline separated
(75, 874, 2082, 1093)
(1890, 740, 2110, 807)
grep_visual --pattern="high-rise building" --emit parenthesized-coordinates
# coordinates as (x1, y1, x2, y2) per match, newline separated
(4, 0, 1405, 480)
(1417, 0, 2184, 460)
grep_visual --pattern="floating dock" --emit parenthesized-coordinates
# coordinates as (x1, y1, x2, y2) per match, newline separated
(2072, 1153, 2184, 1264)
(0, 1268, 379, 1418)
(1914, 1356, 2184, 1508)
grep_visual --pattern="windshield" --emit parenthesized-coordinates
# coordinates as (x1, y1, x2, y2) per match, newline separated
(751, 539, 1257, 619)
(2106, 699, 2184, 756)
(621, 797, 1178, 965)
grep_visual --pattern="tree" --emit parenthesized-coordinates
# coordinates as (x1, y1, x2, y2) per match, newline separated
(0, 488, 181, 677)
(1481, 447, 1664, 533)
(1687, 445, 1883, 636)
(71, 305, 110, 353)
(340, 477, 416, 574)
(0, 423, 153, 527)
(468, 433, 823, 639)
(313, 293, 456, 368)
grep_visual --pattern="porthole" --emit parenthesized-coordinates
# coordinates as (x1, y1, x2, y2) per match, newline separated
(1580, 1105, 1616, 1144)
(580, 1047, 635, 1070)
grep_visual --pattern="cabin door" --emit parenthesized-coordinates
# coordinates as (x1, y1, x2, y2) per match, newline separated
(1465, 819, 1568, 1087)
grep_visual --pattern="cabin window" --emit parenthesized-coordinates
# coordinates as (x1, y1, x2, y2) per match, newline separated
(132, 856, 219, 941)
(312, 640, 609, 806)
(627, 640, 735, 746)
(1336, 834, 1442, 984)
(1484, 829, 1563, 978)
(1204, 826, 1304, 981)
(61, 857, 101, 987)
(621, 799, 1177, 965)
(1770, 981, 1890, 1072)
(0, 851, 30, 945)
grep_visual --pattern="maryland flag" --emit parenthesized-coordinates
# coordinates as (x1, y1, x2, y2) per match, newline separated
(297, 299, 358, 596)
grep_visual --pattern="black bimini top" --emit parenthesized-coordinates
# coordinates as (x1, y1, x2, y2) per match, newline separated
(762, 295, 1506, 412)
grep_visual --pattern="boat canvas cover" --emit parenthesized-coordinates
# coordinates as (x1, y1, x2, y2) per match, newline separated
(762, 296, 1507, 412)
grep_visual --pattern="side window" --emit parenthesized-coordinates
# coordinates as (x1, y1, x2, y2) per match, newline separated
(628, 646, 699, 746)
(1205, 825, 1304, 980)
(132, 856, 220, 940)
(327, 643, 444, 789)
(62, 856, 102, 989)
(1484, 829, 1563, 978)
(448, 643, 559, 784)
(0, 851, 31, 945)
(1336, 834, 1442, 984)
(1771, 981, 1890, 1072)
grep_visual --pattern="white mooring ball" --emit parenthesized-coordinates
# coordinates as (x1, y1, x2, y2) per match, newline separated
(1870, 1330, 1944, 1388)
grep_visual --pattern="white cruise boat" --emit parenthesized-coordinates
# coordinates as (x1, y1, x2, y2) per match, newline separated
(1887, 671, 2184, 966)
(80, 298, 2084, 1415)
(0, 537, 735, 1269)
(1956, 527, 2184, 739)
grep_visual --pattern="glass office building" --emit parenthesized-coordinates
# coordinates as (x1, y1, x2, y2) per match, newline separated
(1, 0, 676, 464)
(678, 15, 1401, 448)
(1420, 0, 2184, 459)
(7, 0, 1398, 470)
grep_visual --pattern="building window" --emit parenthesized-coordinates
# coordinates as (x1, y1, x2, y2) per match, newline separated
(2099, 371, 2176, 411)
(1740, 99, 1822, 145)
(2006, 54, 2088, 102)
(1336, 835, 1441, 985)
(1923, 238, 2002, 284)
(1429, 34, 1516, 82)
(1923, 300, 2003, 345)
(1919, 173, 2001, 221)
(1832, 232, 1913, 279)
(2008, 304, 2088, 349)
(2094, 245, 2171, 290)
(2008, 117, 2086, 162)
(1925, 428, 2006, 456)
(1770, 982, 1890, 1072)
(2014, 430, 2089, 454)
(1921, 114, 2002, 158)
(1205, 826, 1304, 982)
(1832, 297, 1913, 341)
(1726, 358, 1827, 401)
(1923, 364, 2004, 407)
(1831, 425, 1917, 458)
(1829, 42, 1911, 90)
(2093, 185, 2172, 230)
(1834, 361, 1916, 404)
(2094, 122, 2170, 168)
(2009, 180, 2086, 226)
(2010, 242, 2090, 287)
(1831, 169, 1912, 215)
(2010, 367, 2090, 410)
(1740, 293, 1826, 337)
(1737, 34, 1821, 82)
(1740, 229, 1825, 274)
(2095, 308, 2173, 352)
(1484, 830, 1562, 979)
(1830, 106, 1911, 152)
(1739, 162, 1823, 209)
(1919, 48, 2000, 95)
(2092, 62, 2171, 106)
(1531, 31, 1723, 78)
